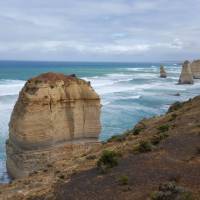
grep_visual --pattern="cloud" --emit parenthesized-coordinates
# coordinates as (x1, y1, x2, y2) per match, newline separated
(0, 0, 199, 61)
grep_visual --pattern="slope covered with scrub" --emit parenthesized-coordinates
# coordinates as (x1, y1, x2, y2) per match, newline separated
(0, 96, 200, 200)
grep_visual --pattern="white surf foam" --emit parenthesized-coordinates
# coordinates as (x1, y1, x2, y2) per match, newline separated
(0, 80, 25, 96)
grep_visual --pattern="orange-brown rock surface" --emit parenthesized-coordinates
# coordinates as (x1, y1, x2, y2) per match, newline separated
(6, 72, 101, 179)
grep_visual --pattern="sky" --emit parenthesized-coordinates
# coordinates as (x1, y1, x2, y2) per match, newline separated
(0, 0, 200, 62)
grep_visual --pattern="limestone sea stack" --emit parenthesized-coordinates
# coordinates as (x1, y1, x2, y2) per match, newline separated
(178, 61, 194, 84)
(6, 72, 101, 178)
(191, 60, 200, 79)
(160, 65, 167, 78)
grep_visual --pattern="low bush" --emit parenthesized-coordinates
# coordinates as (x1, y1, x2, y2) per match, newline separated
(118, 175, 129, 185)
(134, 140, 153, 153)
(168, 101, 183, 113)
(133, 127, 143, 135)
(150, 182, 194, 200)
(157, 124, 169, 132)
(151, 132, 169, 145)
(169, 113, 177, 121)
(97, 150, 119, 173)
(107, 134, 128, 142)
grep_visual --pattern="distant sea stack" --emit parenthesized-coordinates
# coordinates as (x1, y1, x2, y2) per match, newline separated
(6, 72, 101, 178)
(191, 60, 200, 79)
(160, 65, 167, 78)
(178, 61, 194, 84)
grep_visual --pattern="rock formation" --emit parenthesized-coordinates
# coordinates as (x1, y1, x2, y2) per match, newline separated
(6, 72, 101, 178)
(178, 61, 194, 84)
(160, 65, 167, 78)
(191, 59, 200, 79)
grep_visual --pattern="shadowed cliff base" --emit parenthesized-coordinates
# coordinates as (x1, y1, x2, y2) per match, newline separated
(1, 95, 200, 200)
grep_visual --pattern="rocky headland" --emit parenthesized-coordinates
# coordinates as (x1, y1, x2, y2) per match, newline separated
(0, 82, 200, 199)
(6, 72, 101, 179)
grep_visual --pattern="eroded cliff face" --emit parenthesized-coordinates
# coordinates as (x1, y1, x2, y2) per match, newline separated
(191, 60, 200, 79)
(6, 72, 101, 178)
(178, 61, 194, 84)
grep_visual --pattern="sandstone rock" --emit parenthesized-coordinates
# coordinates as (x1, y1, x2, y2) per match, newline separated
(6, 72, 101, 178)
(178, 61, 194, 84)
(191, 60, 200, 79)
(160, 65, 167, 78)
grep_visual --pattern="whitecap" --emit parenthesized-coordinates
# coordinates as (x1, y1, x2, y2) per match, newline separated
(0, 79, 25, 96)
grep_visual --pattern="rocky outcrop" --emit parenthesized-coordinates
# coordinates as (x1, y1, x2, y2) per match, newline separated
(6, 72, 101, 178)
(178, 61, 194, 84)
(160, 65, 167, 78)
(191, 59, 200, 79)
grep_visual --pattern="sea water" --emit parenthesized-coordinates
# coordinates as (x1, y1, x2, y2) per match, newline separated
(0, 61, 200, 183)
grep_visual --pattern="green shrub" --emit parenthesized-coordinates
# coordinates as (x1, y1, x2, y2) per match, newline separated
(150, 182, 194, 200)
(134, 140, 153, 153)
(108, 124, 145, 143)
(169, 113, 177, 121)
(168, 101, 183, 113)
(157, 125, 169, 132)
(133, 127, 143, 135)
(107, 134, 127, 142)
(97, 150, 119, 173)
(151, 133, 169, 145)
(118, 175, 129, 185)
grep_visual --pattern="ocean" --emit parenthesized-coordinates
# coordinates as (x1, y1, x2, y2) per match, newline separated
(0, 60, 200, 183)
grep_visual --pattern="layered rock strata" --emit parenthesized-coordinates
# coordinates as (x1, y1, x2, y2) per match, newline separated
(160, 65, 167, 78)
(191, 59, 200, 79)
(6, 72, 101, 178)
(178, 61, 194, 84)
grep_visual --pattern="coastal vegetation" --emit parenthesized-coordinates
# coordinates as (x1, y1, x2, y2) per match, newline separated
(97, 150, 119, 173)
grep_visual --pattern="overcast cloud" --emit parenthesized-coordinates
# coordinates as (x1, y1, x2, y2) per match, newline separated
(0, 0, 200, 61)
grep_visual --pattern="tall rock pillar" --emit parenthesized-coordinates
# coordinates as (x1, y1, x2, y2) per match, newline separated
(6, 72, 101, 178)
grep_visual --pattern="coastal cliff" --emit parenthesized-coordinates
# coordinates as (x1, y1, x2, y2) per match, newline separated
(1, 95, 200, 199)
(6, 72, 101, 179)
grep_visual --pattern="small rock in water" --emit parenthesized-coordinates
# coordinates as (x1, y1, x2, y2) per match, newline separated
(174, 93, 180, 96)
(160, 65, 167, 78)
